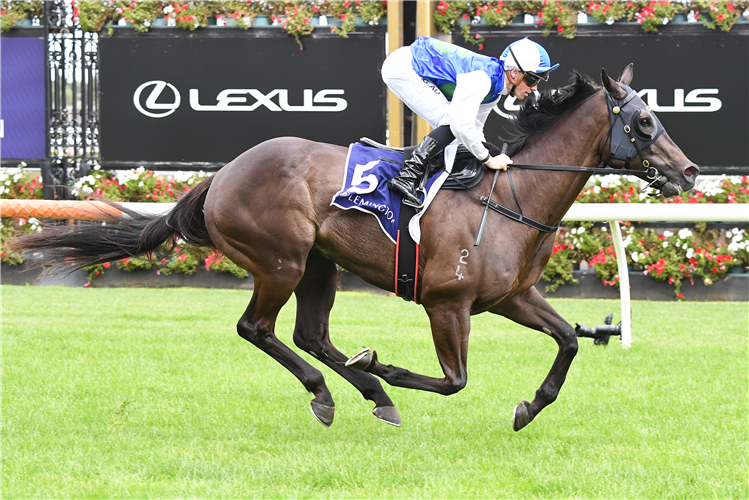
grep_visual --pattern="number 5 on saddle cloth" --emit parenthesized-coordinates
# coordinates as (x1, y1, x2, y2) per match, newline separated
(331, 139, 485, 302)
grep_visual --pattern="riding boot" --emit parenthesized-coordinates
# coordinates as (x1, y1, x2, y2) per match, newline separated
(388, 136, 442, 208)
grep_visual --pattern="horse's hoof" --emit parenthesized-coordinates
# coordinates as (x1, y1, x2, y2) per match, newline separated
(373, 406, 401, 427)
(345, 348, 376, 371)
(310, 401, 335, 427)
(513, 401, 533, 432)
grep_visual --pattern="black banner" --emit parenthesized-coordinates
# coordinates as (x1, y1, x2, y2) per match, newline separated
(99, 31, 386, 164)
(456, 26, 749, 168)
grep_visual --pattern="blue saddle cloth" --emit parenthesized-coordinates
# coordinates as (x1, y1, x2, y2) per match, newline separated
(330, 143, 447, 244)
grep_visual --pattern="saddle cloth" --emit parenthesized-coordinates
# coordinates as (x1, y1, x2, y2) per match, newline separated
(330, 142, 457, 244)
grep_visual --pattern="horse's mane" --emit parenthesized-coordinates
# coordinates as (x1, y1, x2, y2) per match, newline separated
(503, 71, 601, 156)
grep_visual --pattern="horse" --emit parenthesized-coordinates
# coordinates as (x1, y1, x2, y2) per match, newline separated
(12, 65, 699, 431)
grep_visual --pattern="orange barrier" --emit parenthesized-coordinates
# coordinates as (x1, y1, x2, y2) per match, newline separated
(0, 199, 122, 220)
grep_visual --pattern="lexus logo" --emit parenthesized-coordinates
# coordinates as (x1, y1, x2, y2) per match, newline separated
(133, 80, 181, 118)
(133, 80, 348, 117)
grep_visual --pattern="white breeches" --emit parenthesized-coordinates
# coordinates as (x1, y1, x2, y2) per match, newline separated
(381, 46, 451, 129)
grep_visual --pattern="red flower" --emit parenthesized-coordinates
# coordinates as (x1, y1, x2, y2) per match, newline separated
(344, 0, 351, 6)
(712, 267, 718, 273)
(557, 25, 563, 32)
(103, 262, 111, 269)
(677, 293, 684, 298)
(478, 43, 484, 51)
(717, 13, 724, 21)
(340, 13, 347, 20)
(462, 13, 469, 19)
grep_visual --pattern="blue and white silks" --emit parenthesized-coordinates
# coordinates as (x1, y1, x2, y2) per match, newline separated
(331, 142, 457, 244)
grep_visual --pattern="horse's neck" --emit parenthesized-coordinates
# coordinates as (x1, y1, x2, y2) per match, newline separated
(509, 92, 608, 225)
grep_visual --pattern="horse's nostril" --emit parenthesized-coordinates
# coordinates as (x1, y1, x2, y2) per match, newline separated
(684, 166, 698, 178)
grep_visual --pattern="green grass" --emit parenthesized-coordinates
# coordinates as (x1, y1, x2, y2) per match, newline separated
(2, 286, 747, 499)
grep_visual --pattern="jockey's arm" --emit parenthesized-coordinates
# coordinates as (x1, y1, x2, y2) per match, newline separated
(449, 72, 512, 171)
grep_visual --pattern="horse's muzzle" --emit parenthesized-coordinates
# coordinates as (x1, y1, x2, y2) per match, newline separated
(661, 163, 700, 197)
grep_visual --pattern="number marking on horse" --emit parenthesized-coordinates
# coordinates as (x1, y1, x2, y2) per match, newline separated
(455, 249, 469, 280)
(459, 249, 469, 264)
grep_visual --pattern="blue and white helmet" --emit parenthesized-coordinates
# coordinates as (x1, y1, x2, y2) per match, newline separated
(500, 38, 559, 77)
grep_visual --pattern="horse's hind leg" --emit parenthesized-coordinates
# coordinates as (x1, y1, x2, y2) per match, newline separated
(491, 286, 578, 432)
(238, 274, 336, 426)
(292, 249, 401, 426)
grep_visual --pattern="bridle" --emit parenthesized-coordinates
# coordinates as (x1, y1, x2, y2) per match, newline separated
(599, 83, 666, 188)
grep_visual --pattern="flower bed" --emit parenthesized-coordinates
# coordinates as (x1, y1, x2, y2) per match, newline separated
(1, 1, 388, 49)
(433, 1, 749, 47)
(1, 164, 748, 298)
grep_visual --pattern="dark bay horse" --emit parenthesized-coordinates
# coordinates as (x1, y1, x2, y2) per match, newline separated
(12, 65, 698, 431)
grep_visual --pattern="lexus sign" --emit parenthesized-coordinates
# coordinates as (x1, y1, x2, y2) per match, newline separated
(99, 33, 386, 164)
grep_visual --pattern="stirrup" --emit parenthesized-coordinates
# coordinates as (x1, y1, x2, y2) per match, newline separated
(389, 179, 424, 208)
(404, 187, 427, 209)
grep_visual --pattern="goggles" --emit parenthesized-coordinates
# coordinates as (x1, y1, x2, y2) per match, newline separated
(508, 46, 551, 87)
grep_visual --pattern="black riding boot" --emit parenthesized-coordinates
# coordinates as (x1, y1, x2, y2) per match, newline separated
(388, 136, 442, 208)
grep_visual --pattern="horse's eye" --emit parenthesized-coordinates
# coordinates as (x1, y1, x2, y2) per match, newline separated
(640, 117, 652, 127)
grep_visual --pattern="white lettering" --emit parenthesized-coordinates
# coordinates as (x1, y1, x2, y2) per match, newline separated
(637, 88, 721, 113)
(189, 88, 346, 112)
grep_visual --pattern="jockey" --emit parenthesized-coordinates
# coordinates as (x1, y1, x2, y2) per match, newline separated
(381, 36, 559, 208)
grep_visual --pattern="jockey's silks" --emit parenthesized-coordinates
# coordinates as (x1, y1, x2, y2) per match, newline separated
(409, 37, 505, 103)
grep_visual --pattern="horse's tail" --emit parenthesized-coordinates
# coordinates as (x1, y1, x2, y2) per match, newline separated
(10, 176, 216, 272)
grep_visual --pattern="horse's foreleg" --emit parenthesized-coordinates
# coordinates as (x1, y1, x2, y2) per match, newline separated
(292, 249, 400, 426)
(352, 304, 471, 396)
(491, 286, 578, 431)
(238, 276, 336, 427)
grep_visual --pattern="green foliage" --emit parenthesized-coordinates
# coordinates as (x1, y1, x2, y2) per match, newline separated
(0, 1, 43, 30)
(695, 0, 744, 31)
(541, 241, 578, 292)
(204, 250, 249, 278)
(1, 219, 25, 266)
(0, 163, 44, 200)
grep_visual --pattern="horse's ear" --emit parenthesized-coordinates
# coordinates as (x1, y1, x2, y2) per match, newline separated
(601, 68, 627, 99)
(618, 63, 634, 85)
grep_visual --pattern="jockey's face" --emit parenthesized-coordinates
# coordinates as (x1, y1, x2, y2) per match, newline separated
(508, 69, 537, 100)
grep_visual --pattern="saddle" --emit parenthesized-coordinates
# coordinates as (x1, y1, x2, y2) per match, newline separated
(359, 137, 485, 190)
(358, 138, 486, 303)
